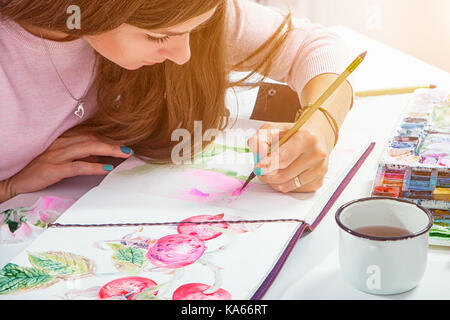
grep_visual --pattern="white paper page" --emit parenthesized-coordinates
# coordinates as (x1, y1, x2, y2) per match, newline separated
(96, 118, 366, 224)
(0, 118, 369, 300)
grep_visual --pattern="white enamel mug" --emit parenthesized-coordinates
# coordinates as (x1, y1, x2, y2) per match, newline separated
(335, 197, 433, 295)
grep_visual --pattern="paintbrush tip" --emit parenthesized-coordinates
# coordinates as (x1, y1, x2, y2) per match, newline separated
(430, 84, 437, 89)
(239, 172, 256, 193)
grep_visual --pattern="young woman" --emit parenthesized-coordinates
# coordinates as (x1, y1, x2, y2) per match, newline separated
(0, 0, 354, 203)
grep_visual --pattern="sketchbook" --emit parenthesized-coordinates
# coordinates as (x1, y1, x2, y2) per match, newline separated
(0, 118, 374, 300)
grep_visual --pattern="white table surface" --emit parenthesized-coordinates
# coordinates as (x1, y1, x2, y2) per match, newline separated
(1, 26, 449, 299)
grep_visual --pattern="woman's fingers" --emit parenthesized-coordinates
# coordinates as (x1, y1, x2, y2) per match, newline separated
(264, 161, 328, 193)
(57, 161, 114, 180)
(247, 122, 331, 194)
(248, 123, 305, 171)
(46, 135, 98, 152)
(292, 177, 326, 193)
(257, 128, 326, 173)
(8, 132, 134, 197)
(258, 152, 328, 186)
(247, 123, 280, 159)
(51, 140, 133, 162)
(8, 160, 114, 196)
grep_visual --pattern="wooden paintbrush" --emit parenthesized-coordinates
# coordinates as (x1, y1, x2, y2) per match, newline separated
(239, 51, 367, 193)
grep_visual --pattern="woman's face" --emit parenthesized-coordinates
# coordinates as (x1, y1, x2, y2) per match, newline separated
(84, 7, 216, 70)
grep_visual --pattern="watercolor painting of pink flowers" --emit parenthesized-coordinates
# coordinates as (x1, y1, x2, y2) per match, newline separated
(0, 213, 260, 300)
(0, 197, 75, 243)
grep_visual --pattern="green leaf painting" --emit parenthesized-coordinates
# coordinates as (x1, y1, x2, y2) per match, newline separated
(28, 251, 96, 279)
(110, 245, 148, 275)
(200, 143, 251, 159)
(0, 263, 56, 295)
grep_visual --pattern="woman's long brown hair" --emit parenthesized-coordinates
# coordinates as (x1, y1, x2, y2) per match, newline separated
(0, 0, 292, 162)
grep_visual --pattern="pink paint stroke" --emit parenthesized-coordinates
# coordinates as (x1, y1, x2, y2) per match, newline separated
(176, 170, 250, 203)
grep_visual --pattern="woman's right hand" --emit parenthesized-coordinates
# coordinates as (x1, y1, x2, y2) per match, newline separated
(2, 134, 134, 202)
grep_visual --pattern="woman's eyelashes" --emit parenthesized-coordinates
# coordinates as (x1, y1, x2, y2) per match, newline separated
(146, 34, 170, 44)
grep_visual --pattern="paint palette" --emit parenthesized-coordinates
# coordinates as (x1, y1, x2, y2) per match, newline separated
(371, 88, 450, 246)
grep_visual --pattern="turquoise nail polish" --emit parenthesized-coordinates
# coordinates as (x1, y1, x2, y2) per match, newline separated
(103, 165, 113, 172)
(254, 167, 264, 176)
(253, 153, 261, 165)
(121, 146, 132, 154)
(253, 153, 264, 176)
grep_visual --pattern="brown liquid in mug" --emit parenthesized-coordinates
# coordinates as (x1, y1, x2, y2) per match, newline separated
(354, 225, 412, 237)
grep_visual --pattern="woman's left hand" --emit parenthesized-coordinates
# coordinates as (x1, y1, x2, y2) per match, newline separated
(247, 119, 335, 193)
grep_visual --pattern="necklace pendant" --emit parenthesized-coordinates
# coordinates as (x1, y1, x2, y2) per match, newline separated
(74, 101, 85, 119)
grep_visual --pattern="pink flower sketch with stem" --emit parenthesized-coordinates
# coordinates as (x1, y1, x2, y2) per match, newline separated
(98, 276, 159, 300)
(146, 234, 206, 269)
(172, 283, 231, 300)
(177, 214, 229, 241)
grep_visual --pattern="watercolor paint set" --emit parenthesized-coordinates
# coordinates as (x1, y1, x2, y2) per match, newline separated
(371, 88, 450, 245)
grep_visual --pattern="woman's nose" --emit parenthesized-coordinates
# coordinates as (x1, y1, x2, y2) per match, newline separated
(159, 33, 191, 65)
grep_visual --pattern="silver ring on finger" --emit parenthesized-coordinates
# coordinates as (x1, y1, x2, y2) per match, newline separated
(294, 175, 302, 189)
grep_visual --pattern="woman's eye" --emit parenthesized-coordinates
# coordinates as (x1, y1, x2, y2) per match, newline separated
(147, 35, 170, 44)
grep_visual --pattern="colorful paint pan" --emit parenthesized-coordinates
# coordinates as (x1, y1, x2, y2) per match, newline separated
(396, 128, 423, 137)
(405, 190, 433, 200)
(373, 186, 401, 197)
(437, 172, 450, 187)
(403, 117, 427, 124)
(431, 209, 450, 220)
(433, 188, 450, 201)
(394, 136, 419, 143)
(372, 88, 450, 246)
(410, 169, 432, 178)
(384, 172, 406, 180)
(400, 122, 426, 130)
(387, 148, 414, 158)
(390, 141, 417, 149)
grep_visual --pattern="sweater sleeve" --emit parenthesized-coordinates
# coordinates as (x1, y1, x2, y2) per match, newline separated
(225, 0, 355, 105)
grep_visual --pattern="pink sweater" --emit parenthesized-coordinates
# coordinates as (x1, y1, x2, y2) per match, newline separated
(0, 0, 352, 181)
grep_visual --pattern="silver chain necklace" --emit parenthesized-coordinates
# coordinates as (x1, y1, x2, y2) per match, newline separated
(39, 31, 98, 119)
